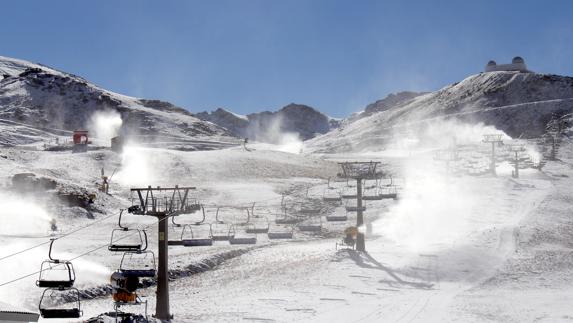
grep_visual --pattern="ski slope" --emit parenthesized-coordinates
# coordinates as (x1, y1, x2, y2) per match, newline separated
(0, 131, 572, 322)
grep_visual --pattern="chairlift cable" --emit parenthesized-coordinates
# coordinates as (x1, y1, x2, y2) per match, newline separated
(0, 210, 122, 263)
(0, 213, 173, 289)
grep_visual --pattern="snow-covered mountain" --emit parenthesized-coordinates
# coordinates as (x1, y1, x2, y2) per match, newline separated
(0, 56, 233, 147)
(196, 103, 339, 142)
(309, 71, 573, 152)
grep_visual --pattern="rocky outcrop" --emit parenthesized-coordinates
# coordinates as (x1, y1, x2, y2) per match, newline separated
(196, 103, 337, 142)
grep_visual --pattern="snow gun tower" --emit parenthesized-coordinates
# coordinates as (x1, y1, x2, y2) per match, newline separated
(337, 161, 381, 252)
(72, 130, 89, 153)
(128, 185, 197, 322)
(482, 134, 504, 176)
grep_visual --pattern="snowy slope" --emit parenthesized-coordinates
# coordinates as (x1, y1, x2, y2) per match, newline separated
(0, 56, 234, 147)
(309, 71, 573, 153)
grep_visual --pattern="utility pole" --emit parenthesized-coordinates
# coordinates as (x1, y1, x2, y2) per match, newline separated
(129, 185, 196, 322)
(507, 145, 526, 178)
(338, 161, 381, 252)
(482, 134, 504, 176)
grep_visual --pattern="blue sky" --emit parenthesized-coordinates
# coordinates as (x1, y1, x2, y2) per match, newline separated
(1, 0, 572, 117)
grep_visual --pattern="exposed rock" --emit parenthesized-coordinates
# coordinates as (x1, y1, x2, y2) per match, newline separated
(196, 103, 337, 142)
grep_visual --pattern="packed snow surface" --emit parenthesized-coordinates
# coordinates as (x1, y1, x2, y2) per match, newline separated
(0, 126, 572, 322)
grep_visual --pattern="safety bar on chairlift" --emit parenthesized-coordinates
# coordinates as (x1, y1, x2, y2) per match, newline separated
(172, 206, 206, 226)
(181, 223, 213, 239)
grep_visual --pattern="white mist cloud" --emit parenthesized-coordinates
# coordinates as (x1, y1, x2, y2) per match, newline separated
(249, 115, 305, 154)
(0, 192, 53, 236)
(113, 144, 157, 187)
(372, 120, 518, 252)
(87, 110, 123, 143)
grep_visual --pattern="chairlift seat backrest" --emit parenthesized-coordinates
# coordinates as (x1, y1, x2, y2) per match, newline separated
(326, 215, 348, 222)
(120, 268, 156, 278)
(109, 244, 143, 252)
(181, 224, 214, 247)
(183, 238, 213, 247)
(39, 288, 82, 319)
(37, 259, 76, 288)
(268, 231, 293, 239)
(229, 236, 257, 244)
(40, 308, 82, 319)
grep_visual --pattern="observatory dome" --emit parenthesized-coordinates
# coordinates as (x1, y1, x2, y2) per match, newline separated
(512, 56, 525, 64)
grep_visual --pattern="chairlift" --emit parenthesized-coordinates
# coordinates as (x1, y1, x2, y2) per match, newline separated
(119, 251, 157, 278)
(362, 183, 383, 201)
(214, 206, 250, 225)
(246, 216, 270, 234)
(211, 222, 232, 241)
(378, 186, 398, 200)
(299, 204, 321, 215)
(345, 205, 367, 212)
(267, 226, 294, 239)
(341, 186, 357, 199)
(233, 208, 251, 226)
(39, 287, 82, 319)
(172, 206, 206, 226)
(229, 225, 257, 245)
(183, 199, 202, 214)
(36, 239, 76, 289)
(275, 209, 299, 224)
(167, 223, 185, 246)
(109, 211, 148, 252)
(326, 214, 348, 222)
(297, 216, 322, 232)
(181, 224, 213, 247)
(322, 186, 342, 202)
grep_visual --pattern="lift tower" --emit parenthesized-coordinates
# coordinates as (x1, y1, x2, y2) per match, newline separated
(129, 185, 196, 322)
(482, 134, 504, 176)
(338, 161, 381, 252)
(507, 144, 526, 178)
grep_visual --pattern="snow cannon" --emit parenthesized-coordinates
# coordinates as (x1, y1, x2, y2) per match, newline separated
(72, 130, 90, 153)
(110, 271, 139, 303)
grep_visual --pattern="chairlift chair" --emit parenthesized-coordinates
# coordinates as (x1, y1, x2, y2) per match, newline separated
(167, 222, 185, 246)
(211, 222, 232, 241)
(326, 214, 348, 222)
(275, 209, 299, 224)
(297, 216, 322, 232)
(344, 199, 366, 212)
(214, 206, 249, 225)
(109, 229, 148, 252)
(172, 206, 207, 226)
(39, 288, 82, 319)
(267, 226, 294, 240)
(119, 251, 157, 278)
(341, 187, 358, 199)
(229, 225, 257, 245)
(322, 177, 342, 202)
(36, 239, 76, 289)
(181, 224, 213, 247)
(378, 186, 398, 200)
(246, 216, 270, 234)
(109, 211, 148, 252)
(299, 201, 322, 215)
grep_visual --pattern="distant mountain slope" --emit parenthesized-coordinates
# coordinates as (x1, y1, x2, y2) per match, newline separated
(196, 103, 339, 142)
(308, 71, 573, 152)
(0, 56, 232, 147)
